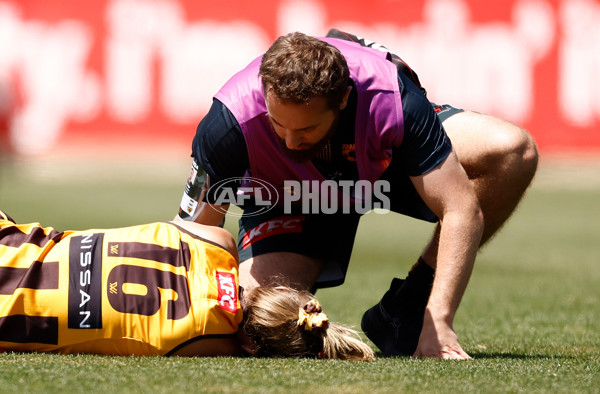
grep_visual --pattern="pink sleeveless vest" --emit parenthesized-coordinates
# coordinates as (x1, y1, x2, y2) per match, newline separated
(214, 38, 404, 206)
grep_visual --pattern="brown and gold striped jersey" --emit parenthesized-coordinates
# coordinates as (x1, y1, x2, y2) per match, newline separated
(0, 211, 242, 356)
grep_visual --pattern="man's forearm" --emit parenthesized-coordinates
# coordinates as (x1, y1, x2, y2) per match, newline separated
(193, 203, 229, 226)
(427, 209, 483, 323)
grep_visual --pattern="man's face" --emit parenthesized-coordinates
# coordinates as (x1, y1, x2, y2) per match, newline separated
(265, 90, 346, 162)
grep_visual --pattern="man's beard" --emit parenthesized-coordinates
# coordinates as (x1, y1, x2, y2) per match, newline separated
(275, 121, 338, 163)
(277, 137, 328, 162)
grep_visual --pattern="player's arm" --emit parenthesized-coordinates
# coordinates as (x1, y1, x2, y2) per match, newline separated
(191, 200, 229, 227)
(396, 74, 482, 359)
(175, 165, 229, 226)
(176, 99, 248, 226)
(409, 149, 483, 359)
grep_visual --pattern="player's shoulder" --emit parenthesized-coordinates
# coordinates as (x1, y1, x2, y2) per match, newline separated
(193, 99, 249, 181)
(195, 99, 238, 138)
(194, 99, 244, 152)
(169, 220, 238, 259)
(398, 72, 436, 125)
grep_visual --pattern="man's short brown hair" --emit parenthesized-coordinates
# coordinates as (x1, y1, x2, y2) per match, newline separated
(259, 32, 349, 110)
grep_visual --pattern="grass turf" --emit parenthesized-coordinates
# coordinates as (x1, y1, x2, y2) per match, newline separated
(0, 156, 598, 392)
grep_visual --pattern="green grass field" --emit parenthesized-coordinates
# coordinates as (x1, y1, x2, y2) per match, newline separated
(0, 154, 599, 393)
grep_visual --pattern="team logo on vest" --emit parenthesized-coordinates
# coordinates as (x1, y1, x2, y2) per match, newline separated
(341, 143, 357, 162)
(216, 271, 238, 314)
(208, 177, 278, 217)
(241, 216, 305, 249)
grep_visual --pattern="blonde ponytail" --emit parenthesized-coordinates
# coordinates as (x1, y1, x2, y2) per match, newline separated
(242, 286, 374, 361)
(321, 323, 375, 361)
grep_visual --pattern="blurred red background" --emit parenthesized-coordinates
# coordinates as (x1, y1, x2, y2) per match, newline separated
(1, 0, 599, 158)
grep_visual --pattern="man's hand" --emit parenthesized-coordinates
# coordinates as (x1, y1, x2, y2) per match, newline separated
(413, 309, 472, 360)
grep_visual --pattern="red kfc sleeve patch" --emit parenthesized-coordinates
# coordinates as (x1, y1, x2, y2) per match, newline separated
(216, 271, 238, 314)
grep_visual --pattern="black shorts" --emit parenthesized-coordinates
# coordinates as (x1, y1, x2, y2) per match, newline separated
(237, 205, 361, 289)
(432, 103, 464, 123)
(237, 103, 463, 289)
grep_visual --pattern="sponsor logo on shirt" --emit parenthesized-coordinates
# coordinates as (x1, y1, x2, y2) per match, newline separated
(216, 271, 237, 314)
(68, 233, 104, 329)
(241, 217, 305, 249)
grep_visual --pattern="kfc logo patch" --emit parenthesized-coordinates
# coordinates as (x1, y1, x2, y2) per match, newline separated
(216, 272, 237, 314)
(241, 217, 305, 249)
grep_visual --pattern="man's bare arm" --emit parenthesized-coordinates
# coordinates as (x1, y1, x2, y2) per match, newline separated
(409, 148, 484, 359)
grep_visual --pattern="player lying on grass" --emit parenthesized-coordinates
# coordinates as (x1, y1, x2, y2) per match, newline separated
(176, 30, 538, 359)
(0, 210, 373, 360)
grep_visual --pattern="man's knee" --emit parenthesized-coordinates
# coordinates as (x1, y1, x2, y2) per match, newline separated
(482, 124, 539, 193)
(493, 121, 538, 177)
(518, 128, 539, 176)
(444, 111, 538, 181)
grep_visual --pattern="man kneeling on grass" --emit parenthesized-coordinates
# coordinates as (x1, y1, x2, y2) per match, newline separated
(0, 210, 373, 361)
